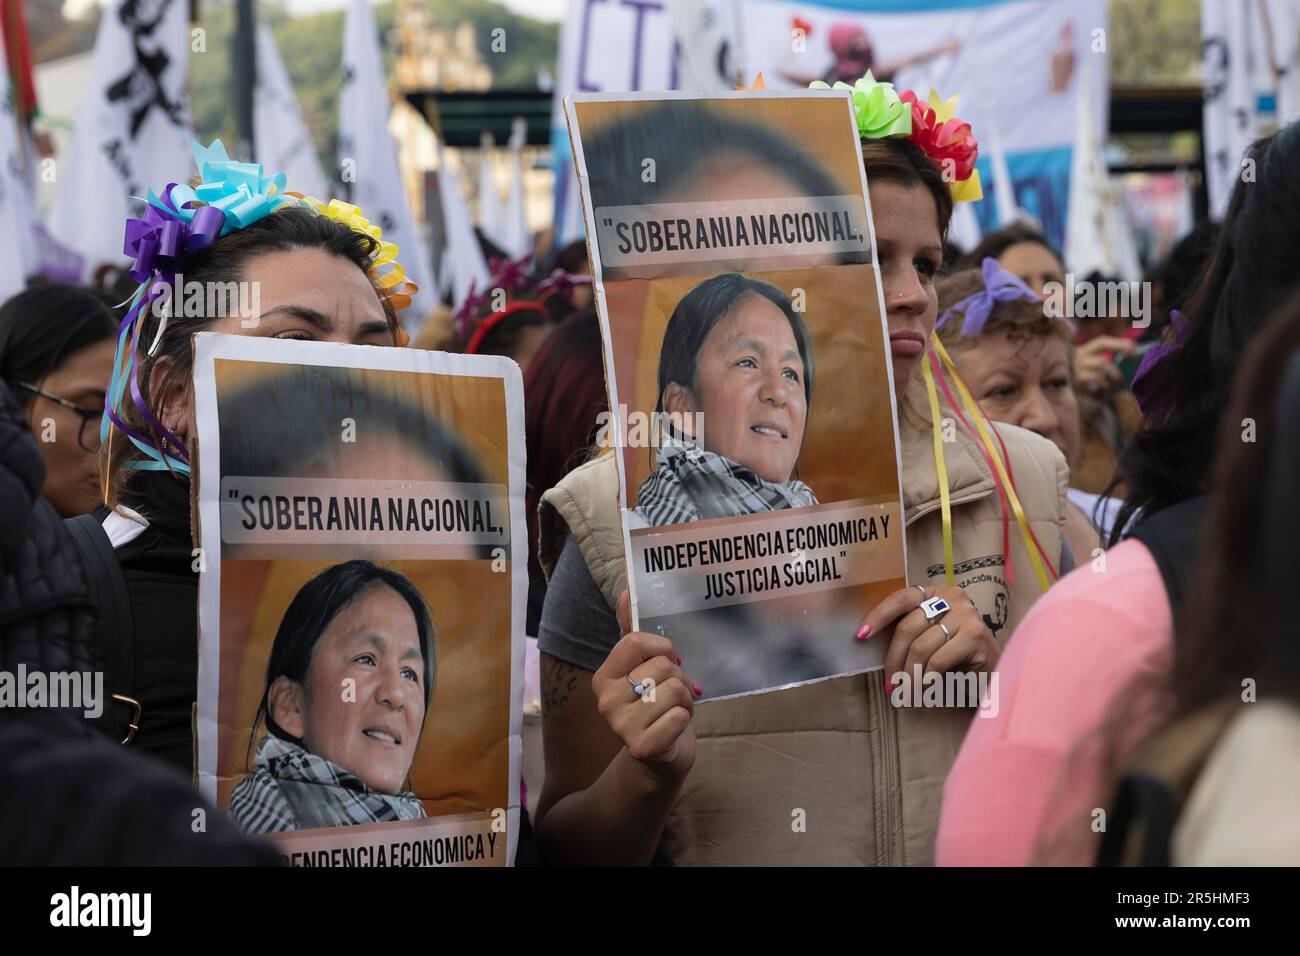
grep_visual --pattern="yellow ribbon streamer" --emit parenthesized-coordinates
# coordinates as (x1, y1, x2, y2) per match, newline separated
(932, 336, 1053, 592)
(921, 355, 955, 587)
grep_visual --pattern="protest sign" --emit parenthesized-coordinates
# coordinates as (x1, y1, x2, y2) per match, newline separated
(566, 90, 907, 699)
(193, 334, 524, 866)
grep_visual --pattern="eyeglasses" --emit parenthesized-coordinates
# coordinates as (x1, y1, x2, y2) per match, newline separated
(16, 382, 105, 453)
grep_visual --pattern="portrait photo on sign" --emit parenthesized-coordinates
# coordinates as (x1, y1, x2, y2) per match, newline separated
(193, 335, 524, 866)
(567, 91, 908, 700)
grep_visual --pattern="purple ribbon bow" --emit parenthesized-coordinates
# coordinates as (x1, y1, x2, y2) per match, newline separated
(1130, 308, 1189, 422)
(936, 257, 1041, 337)
(123, 184, 226, 285)
(487, 253, 534, 293)
(535, 268, 593, 301)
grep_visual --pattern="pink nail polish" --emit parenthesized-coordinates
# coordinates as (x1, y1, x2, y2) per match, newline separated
(693, 683, 703, 696)
(676, 656, 682, 666)
(855, 622, 871, 641)
(884, 680, 895, 696)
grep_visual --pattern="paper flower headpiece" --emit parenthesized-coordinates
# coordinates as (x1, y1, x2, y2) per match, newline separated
(807, 72, 982, 203)
(899, 88, 983, 203)
(106, 139, 415, 482)
(809, 71, 912, 139)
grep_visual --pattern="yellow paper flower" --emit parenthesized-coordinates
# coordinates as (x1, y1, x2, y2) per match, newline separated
(293, 194, 419, 312)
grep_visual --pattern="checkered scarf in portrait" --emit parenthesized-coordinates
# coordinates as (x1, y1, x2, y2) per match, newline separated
(633, 445, 818, 526)
(228, 735, 427, 834)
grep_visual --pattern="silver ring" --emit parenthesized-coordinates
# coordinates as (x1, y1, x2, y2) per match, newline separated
(939, 622, 952, 641)
(920, 596, 951, 623)
(914, 584, 928, 599)
(626, 674, 646, 697)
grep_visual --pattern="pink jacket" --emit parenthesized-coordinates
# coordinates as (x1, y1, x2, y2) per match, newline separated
(936, 540, 1173, 866)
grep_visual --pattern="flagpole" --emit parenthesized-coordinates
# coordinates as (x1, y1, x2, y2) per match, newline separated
(234, 0, 256, 160)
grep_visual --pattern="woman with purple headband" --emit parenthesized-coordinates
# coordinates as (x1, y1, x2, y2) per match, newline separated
(933, 258, 1120, 561)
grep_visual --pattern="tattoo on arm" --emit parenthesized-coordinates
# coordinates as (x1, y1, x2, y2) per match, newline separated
(541, 656, 581, 714)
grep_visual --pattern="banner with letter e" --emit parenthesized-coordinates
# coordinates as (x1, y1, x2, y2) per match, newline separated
(565, 89, 907, 700)
(192, 334, 525, 867)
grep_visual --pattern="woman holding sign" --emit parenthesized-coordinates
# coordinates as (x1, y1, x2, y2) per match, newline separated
(78, 140, 414, 773)
(535, 79, 1070, 865)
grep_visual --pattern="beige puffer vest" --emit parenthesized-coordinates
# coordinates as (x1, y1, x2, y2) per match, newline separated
(539, 381, 1068, 865)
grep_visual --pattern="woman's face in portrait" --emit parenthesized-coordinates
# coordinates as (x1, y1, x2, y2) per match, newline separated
(869, 181, 942, 398)
(667, 294, 808, 484)
(272, 583, 427, 795)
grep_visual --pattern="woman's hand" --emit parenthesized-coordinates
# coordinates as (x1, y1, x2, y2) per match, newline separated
(855, 584, 1000, 688)
(1073, 336, 1135, 394)
(591, 591, 701, 781)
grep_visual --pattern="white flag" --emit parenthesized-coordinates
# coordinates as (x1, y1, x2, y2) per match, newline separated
(1202, 0, 1260, 219)
(435, 139, 489, 315)
(983, 94, 1020, 228)
(339, 0, 435, 322)
(668, 0, 738, 91)
(477, 130, 505, 249)
(501, 117, 530, 259)
(48, 0, 192, 278)
(254, 24, 328, 199)
(0, 42, 36, 299)
(1065, 67, 1141, 282)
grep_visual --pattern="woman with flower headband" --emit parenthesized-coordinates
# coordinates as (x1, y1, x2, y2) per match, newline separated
(78, 140, 416, 773)
(533, 76, 1071, 865)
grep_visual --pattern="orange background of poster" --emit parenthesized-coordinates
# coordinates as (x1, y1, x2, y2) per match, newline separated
(572, 96, 866, 199)
(208, 359, 513, 818)
(608, 264, 897, 506)
(215, 559, 510, 817)
(213, 359, 509, 487)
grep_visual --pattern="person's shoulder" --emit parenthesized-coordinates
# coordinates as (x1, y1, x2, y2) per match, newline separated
(1007, 538, 1170, 677)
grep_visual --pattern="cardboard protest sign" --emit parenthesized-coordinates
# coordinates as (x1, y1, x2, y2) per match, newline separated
(193, 333, 524, 866)
(565, 90, 907, 699)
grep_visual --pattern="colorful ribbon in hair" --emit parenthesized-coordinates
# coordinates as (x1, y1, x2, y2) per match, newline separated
(920, 334, 1058, 592)
(807, 72, 982, 203)
(935, 257, 1040, 337)
(104, 139, 417, 490)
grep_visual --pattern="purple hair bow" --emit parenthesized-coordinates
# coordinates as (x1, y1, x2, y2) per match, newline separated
(1130, 308, 1190, 421)
(123, 184, 227, 284)
(535, 268, 592, 301)
(936, 257, 1041, 337)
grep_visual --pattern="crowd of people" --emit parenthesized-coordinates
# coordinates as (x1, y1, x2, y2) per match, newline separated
(3, 86, 1297, 868)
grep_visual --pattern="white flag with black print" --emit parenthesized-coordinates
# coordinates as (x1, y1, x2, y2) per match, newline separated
(339, 0, 435, 323)
(0, 40, 36, 300)
(254, 24, 329, 201)
(1202, 0, 1261, 219)
(48, 0, 193, 278)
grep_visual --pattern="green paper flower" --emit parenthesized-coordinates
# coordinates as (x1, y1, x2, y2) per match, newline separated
(810, 71, 912, 140)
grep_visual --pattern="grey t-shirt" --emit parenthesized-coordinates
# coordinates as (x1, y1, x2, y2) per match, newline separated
(536, 533, 1076, 674)
(537, 535, 620, 672)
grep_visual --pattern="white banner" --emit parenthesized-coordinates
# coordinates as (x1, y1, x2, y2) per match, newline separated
(47, 0, 193, 277)
(0, 40, 35, 299)
(736, 0, 1108, 251)
(1202, 0, 1261, 219)
(339, 0, 435, 321)
(254, 24, 329, 201)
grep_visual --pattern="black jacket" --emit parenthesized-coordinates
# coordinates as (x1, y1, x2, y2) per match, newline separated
(106, 468, 201, 775)
(0, 383, 277, 865)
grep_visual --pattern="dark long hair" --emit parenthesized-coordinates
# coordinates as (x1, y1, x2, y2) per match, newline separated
(1107, 127, 1300, 544)
(655, 274, 816, 421)
(0, 281, 120, 407)
(102, 206, 400, 507)
(249, 560, 437, 757)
